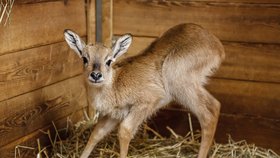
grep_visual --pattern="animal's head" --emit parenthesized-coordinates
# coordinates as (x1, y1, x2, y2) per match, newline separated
(64, 29, 132, 87)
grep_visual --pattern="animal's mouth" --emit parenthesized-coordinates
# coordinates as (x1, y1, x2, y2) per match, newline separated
(89, 79, 102, 83)
(88, 78, 103, 84)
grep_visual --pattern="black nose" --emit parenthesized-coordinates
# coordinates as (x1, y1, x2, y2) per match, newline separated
(90, 72, 102, 80)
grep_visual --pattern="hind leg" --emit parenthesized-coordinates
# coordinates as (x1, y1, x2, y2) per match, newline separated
(174, 85, 220, 158)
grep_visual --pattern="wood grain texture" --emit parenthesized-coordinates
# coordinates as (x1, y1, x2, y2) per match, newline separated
(206, 78, 280, 119)
(121, 36, 280, 83)
(15, 0, 61, 4)
(135, 0, 280, 4)
(215, 42, 280, 83)
(113, 0, 280, 43)
(0, 41, 84, 102)
(0, 75, 87, 147)
(148, 109, 280, 154)
(0, 0, 86, 55)
(86, 0, 96, 44)
(0, 109, 84, 158)
(102, 0, 113, 47)
(17, 0, 280, 5)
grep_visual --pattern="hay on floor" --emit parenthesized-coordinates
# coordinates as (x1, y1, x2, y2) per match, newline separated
(0, 0, 14, 25)
(15, 113, 280, 158)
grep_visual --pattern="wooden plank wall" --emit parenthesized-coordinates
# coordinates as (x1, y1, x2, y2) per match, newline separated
(0, 0, 88, 157)
(113, 0, 280, 153)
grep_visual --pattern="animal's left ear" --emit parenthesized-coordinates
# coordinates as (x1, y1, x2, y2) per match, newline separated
(111, 34, 132, 61)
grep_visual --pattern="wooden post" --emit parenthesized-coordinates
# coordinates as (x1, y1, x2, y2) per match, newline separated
(102, 0, 113, 47)
(87, 0, 95, 44)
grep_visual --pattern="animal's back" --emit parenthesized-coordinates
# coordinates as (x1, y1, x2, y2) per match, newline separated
(123, 23, 224, 73)
(158, 23, 225, 97)
(115, 23, 225, 93)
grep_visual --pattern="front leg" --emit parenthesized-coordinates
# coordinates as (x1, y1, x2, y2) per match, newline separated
(118, 105, 156, 158)
(80, 116, 119, 158)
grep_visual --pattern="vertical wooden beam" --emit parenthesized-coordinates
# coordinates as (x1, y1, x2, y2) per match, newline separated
(87, 0, 96, 44)
(102, 0, 113, 47)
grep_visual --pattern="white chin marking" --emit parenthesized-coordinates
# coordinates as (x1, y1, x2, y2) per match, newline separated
(88, 79, 104, 86)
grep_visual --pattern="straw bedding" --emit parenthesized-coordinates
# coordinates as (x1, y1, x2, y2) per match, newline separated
(15, 114, 280, 158)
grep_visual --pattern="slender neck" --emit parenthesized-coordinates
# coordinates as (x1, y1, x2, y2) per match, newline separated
(86, 83, 104, 97)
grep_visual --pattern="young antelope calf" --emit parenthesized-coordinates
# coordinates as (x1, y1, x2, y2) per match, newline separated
(64, 23, 225, 158)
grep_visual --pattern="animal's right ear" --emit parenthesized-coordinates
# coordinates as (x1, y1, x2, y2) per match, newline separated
(64, 29, 87, 62)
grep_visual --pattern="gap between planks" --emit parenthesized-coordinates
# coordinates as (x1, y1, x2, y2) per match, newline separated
(0, 73, 83, 103)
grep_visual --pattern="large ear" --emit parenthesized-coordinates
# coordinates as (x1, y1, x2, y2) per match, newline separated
(64, 29, 86, 58)
(111, 34, 132, 61)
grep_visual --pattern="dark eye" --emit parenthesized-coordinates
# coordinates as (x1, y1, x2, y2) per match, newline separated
(82, 57, 88, 65)
(106, 59, 112, 66)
